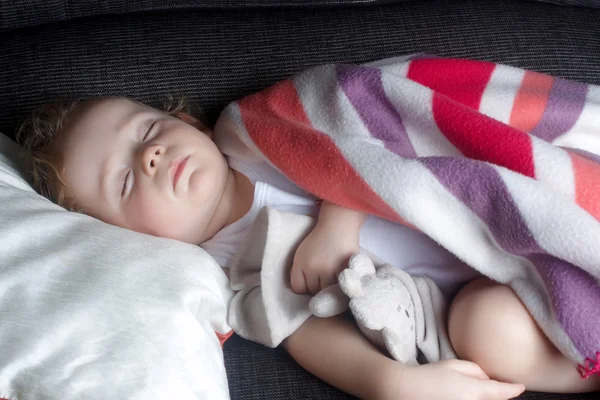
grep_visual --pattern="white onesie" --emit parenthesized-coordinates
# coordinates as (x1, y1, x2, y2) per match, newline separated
(201, 122, 480, 297)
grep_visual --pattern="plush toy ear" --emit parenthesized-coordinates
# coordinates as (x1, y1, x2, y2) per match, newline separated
(338, 268, 365, 298)
(348, 252, 377, 277)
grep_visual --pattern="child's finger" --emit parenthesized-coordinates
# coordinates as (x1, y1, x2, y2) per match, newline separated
(306, 271, 321, 295)
(290, 264, 309, 294)
(480, 380, 525, 400)
(319, 272, 337, 291)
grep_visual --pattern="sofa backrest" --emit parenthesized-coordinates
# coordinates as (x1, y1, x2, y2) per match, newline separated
(0, 0, 415, 31)
(1, 0, 599, 142)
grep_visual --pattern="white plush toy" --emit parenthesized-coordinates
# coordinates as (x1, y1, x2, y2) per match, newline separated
(310, 252, 456, 364)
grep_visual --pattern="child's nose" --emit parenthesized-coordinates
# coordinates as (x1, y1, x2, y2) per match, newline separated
(141, 144, 164, 176)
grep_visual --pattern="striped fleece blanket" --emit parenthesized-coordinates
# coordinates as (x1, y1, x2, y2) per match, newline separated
(219, 55, 600, 378)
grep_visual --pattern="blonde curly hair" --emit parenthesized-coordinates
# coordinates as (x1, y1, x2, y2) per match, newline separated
(17, 96, 194, 210)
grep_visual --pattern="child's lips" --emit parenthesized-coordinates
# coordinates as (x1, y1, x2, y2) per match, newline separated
(170, 156, 189, 190)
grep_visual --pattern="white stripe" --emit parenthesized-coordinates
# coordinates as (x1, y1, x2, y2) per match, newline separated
(554, 84, 600, 156)
(293, 64, 386, 146)
(478, 64, 524, 124)
(379, 70, 462, 157)
(531, 137, 576, 200)
(498, 166, 600, 277)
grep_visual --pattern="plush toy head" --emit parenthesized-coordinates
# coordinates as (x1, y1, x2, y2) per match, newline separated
(310, 252, 456, 365)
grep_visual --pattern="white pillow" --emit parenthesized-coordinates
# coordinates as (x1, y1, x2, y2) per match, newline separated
(0, 132, 234, 400)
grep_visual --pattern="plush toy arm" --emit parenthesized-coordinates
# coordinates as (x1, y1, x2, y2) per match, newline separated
(309, 284, 349, 318)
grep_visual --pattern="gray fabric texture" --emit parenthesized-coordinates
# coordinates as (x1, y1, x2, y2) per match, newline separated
(531, 0, 600, 8)
(0, 0, 413, 31)
(2, 0, 600, 140)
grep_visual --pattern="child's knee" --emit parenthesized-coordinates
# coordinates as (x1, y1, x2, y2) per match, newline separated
(448, 278, 537, 380)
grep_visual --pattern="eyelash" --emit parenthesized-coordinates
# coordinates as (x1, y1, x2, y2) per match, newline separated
(121, 170, 131, 197)
(143, 121, 157, 142)
(121, 120, 157, 197)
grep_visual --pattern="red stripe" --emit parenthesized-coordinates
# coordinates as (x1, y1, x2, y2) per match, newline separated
(432, 93, 536, 178)
(407, 58, 496, 110)
(237, 79, 401, 222)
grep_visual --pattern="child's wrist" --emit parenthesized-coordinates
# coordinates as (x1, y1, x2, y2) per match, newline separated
(318, 201, 366, 231)
(370, 358, 412, 400)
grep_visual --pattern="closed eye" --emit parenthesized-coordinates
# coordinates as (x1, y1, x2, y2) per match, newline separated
(142, 121, 157, 142)
(121, 169, 131, 197)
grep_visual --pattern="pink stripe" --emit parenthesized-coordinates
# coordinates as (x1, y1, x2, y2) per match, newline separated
(509, 70, 554, 133)
(569, 152, 600, 220)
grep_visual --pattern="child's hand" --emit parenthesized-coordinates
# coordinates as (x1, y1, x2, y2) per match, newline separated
(393, 360, 525, 400)
(290, 223, 359, 295)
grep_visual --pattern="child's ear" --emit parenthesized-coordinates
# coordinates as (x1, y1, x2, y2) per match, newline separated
(176, 113, 212, 138)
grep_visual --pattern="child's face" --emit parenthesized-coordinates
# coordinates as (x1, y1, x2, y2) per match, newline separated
(60, 98, 230, 244)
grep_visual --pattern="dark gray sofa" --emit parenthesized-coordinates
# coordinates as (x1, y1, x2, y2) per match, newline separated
(1, 1, 599, 399)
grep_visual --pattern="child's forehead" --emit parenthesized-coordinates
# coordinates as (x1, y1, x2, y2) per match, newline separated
(78, 98, 154, 125)
(62, 98, 151, 144)
(84, 97, 146, 114)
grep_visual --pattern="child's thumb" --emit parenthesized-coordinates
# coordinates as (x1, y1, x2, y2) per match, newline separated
(290, 262, 308, 294)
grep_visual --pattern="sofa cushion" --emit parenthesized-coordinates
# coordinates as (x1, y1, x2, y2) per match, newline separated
(0, 131, 233, 399)
(0, 0, 415, 31)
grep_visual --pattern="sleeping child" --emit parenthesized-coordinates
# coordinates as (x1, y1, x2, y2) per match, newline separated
(18, 93, 600, 399)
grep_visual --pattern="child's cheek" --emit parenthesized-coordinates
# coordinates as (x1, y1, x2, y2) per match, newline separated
(129, 192, 174, 238)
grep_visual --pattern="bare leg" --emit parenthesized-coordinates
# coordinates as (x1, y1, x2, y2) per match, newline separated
(448, 277, 600, 393)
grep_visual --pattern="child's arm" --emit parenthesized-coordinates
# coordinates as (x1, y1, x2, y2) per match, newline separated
(290, 201, 366, 294)
(284, 315, 525, 400)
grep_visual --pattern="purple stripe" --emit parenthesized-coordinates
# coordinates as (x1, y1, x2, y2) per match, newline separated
(336, 65, 417, 158)
(422, 157, 600, 359)
(421, 158, 538, 254)
(531, 78, 588, 142)
(530, 254, 600, 363)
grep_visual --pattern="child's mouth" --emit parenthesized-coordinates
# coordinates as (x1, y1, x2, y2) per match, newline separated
(170, 156, 189, 190)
